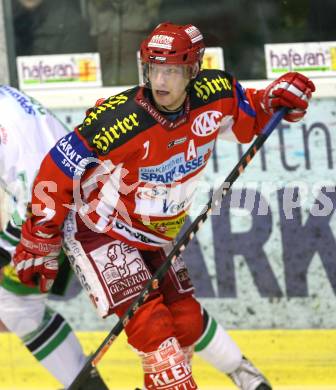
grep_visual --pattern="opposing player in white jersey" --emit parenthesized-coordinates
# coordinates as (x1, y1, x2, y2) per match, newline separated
(0, 85, 108, 389)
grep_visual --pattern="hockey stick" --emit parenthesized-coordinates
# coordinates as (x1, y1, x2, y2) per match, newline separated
(68, 107, 287, 389)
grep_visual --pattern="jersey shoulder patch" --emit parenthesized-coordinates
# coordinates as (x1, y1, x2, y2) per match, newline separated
(78, 87, 156, 155)
(190, 69, 234, 108)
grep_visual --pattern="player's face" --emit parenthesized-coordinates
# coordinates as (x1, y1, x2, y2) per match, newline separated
(149, 64, 190, 110)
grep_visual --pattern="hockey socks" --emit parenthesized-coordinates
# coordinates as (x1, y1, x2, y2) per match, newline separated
(194, 309, 272, 389)
(21, 308, 86, 387)
(194, 308, 242, 373)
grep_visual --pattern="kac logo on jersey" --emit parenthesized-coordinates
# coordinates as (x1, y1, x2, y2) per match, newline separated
(191, 110, 223, 137)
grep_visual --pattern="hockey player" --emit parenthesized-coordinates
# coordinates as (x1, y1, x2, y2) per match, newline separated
(0, 85, 108, 389)
(0, 87, 271, 390)
(0, 85, 270, 390)
(13, 23, 315, 390)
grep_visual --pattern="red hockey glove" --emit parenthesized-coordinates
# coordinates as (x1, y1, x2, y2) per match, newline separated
(13, 219, 62, 293)
(261, 72, 315, 122)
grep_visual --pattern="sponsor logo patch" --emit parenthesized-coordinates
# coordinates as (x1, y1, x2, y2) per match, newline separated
(147, 214, 187, 238)
(139, 141, 214, 183)
(193, 75, 232, 101)
(101, 242, 151, 305)
(51, 132, 94, 178)
(172, 256, 191, 285)
(167, 136, 187, 148)
(113, 220, 165, 245)
(79, 94, 128, 129)
(92, 113, 140, 153)
(136, 185, 168, 200)
(148, 34, 174, 50)
(184, 25, 203, 43)
(1, 85, 46, 116)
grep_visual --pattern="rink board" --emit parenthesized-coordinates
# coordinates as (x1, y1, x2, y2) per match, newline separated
(0, 329, 336, 389)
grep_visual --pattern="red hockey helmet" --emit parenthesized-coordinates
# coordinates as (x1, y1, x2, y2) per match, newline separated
(140, 22, 205, 65)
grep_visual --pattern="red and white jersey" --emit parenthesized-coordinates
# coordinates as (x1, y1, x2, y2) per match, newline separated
(32, 69, 270, 250)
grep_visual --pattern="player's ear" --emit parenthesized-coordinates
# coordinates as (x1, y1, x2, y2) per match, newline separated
(191, 63, 200, 79)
